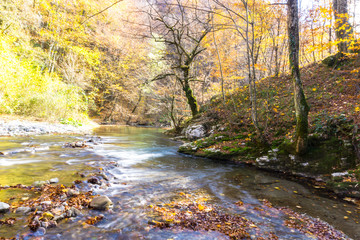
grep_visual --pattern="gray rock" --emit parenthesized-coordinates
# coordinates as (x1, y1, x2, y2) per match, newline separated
(49, 178, 59, 184)
(89, 196, 113, 210)
(16, 206, 31, 214)
(53, 214, 65, 222)
(75, 142, 84, 147)
(0, 202, 10, 213)
(65, 207, 82, 218)
(87, 177, 101, 185)
(36, 227, 46, 235)
(73, 208, 82, 216)
(33, 181, 47, 187)
(34, 205, 43, 211)
(185, 125, 206, 140)
(68, 189, 80, 196)
(41, 222, 49, 228)
(178, 142, 198, 153)
(97, 173, 109, 181)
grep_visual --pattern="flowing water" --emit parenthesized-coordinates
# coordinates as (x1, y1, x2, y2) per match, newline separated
(0, 126, 359, 239)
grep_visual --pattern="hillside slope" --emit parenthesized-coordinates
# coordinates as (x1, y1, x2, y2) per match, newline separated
(177, 54, 360, 199)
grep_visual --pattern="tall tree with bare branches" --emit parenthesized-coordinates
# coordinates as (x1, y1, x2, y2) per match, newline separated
(146, 0, 212, 117)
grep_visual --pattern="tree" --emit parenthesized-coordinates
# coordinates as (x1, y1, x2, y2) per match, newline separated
(333, 0, 353, 53)
(288, 0, 310, 154)
(213, 0, 265, 137)
(146, 0, 212, 117)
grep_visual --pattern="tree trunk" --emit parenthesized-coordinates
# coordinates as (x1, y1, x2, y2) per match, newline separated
(288, 0, 310, 155)
(182, 66, 199, 117)
(333, 0, 353, 53)
(244, 0, 261, 137)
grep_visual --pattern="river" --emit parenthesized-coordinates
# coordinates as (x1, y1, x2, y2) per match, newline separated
(0, 126, 359, 239)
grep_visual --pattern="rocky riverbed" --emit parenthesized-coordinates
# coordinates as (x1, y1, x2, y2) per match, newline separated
(0, 119, 95, 137)
(1, 126, 359, 239)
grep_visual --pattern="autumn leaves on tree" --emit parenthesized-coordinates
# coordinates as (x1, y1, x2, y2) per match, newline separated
(1, 0, 359, 155)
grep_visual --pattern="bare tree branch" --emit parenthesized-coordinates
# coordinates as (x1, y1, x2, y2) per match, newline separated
(81, 0, 123, 25)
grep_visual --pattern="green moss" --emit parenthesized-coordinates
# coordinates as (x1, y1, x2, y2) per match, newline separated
(222, 146, 231, 151)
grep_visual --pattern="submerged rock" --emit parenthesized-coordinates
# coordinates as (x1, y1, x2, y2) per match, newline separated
(64, 141, 88, 148)
(89, 196, 113, 210)
(0, 202, 10, 213)
(87, 177, 101, 185)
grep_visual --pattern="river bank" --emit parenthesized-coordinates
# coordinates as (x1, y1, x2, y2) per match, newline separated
(170, 56, 360, 204)
(0, 115, 97, 137)
(175, 120, 360, 203)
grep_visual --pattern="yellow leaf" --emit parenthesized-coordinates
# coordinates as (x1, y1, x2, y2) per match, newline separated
(355, 107, 360, 112)
(198, 204, 205, 211)
(273, 108, 278, 113)
(344, 216, 349, 219)
(293, 191, 298, 194)
(274, 187, 280, 190)
(312, 88, 317, 91)
(40, 212, 54, 220)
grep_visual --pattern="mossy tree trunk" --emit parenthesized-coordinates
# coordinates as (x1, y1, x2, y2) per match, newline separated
(288, 0, 310, 155)
(181, 66, 199, 117)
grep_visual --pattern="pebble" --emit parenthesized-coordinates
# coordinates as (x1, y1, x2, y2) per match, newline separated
(0, 202, 10, 213)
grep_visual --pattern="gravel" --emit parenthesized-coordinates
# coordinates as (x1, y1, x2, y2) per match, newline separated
(0, 120, 94, 137)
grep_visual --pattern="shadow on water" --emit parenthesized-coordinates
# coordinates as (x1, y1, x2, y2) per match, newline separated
(0, 126, 359, 239)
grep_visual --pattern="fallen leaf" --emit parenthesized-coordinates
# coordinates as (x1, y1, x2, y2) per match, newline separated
(198, 204, 205, 211)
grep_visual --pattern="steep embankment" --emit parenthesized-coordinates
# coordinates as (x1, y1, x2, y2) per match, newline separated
(176, 54, 360, 200)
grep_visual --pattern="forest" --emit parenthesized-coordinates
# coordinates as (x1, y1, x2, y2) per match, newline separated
(0, 0, 360, 239)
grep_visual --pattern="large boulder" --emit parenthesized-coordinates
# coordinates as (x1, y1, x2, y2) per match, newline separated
(185, 125, 206, 141)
